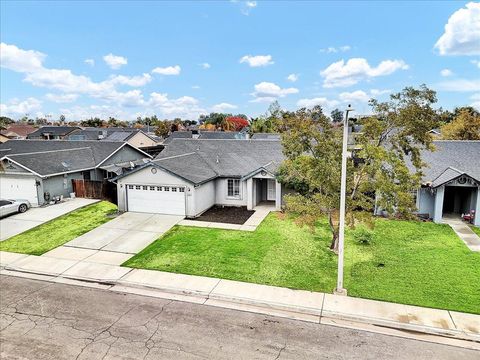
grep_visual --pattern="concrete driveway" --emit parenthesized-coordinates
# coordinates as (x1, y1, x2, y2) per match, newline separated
(42, 212, 183, 266)
(0, 198, 98, 241)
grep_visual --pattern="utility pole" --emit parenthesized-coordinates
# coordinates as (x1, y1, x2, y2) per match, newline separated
(335, 104, 354, 296)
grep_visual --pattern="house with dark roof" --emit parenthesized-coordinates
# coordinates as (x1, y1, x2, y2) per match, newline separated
(374, 141, 480, 226)
(413, 141, 480, 226)
(113, 138, 285, 217)
(162, 130, 249, 145)
(0, 140, 151, 206)
(27, 126, 81, 140)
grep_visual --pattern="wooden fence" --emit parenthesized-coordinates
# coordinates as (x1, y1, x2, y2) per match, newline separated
(72, 179, 117, 203)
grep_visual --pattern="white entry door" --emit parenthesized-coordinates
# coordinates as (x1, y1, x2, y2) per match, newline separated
(0, 176, 38, 206)
(127, 184, 186, 215)
(267, 179, 276, 201)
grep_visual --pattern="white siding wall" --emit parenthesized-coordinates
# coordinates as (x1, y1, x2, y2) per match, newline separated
(117, 166, 195, 216)
(215, 178, 247, 206)
(192, 181, 216, 216)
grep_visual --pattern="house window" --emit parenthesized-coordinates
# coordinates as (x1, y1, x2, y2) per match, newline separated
(142, 186, 148, 190)
(164, 186, 170, 191)
(150, 186, 156, 191)
(172, 187, 177, 192)
(135, 185, 141, 190)
(157, 186, 162, 191)
(227, 179, 240, 198)
(179, 188, 185, 193)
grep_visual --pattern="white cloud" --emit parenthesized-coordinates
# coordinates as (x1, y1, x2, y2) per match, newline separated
(437, 78, 480, 92)
(239, 55, 274, 67)
(106, 73, 152, 87)
(296, 97, 339, 110)
(45, 93, 79, 103)
(152, 65, 181, 75)
(84, 59, 95, 67)
(103, 53, 127, 69)
(234, 1, 257, 15)
(370, 88, 391, 96)
(0, 42, 45, 72)
(192, 85, 200, 89)
(435, 2, 480, 56)
(319, 45, 351, 53)
(147, 93, 206, 118)
(320, 58, 409, 88)
(200, 62, 211, 69)
(0, 97, 42, 116)
(251, 82, 298, 102)
(339, 90, 370, 103)
(286, 73, 299, 82)
(471, 59, 480, 68)
(440, 68, 453, 77)
(212, 102, 238, 112)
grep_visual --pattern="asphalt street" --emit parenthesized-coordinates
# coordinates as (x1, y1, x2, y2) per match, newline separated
(0, 275, 477, 359)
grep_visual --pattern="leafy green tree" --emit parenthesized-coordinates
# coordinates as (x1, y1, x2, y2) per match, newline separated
(441, 109, 480, 140)
(81, 117, 104, 127)
(278, 85, 440, 252)
(0, 116, 14, 129)
(330, 108, 344, 123)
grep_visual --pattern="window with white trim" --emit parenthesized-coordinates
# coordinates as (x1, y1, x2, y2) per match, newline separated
(227, 179, 240, 198)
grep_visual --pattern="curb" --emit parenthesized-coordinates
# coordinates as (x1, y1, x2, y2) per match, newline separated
(1, 266, 479, 347)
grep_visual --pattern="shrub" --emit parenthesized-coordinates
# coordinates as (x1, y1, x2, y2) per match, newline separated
(353, 227, 374, 245)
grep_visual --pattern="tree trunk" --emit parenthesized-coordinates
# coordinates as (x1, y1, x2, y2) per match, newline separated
(328, 212, 339, 253)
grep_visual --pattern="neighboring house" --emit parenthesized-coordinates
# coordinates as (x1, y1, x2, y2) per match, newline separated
(0, 134, 9, 143)
(27, 126, 81, 140)
(0, 140, 151, 206)
(375, 141, 480, 226)
(0, 124, 37, 140)
(113, 139, 286, 217)
(162, 130, 249, 145)
(102, 130, 158, 148)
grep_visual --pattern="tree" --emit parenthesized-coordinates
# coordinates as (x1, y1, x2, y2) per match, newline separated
(59, 114, 66, 123)
(330, 108, 344, 123)
(81, 117, 104, 127)
(154, 120, 172, 138)
(0, 116, 14, 129)
(441, 109, 480, 140)
(224, 116, 249, 131)
(278, 85, 440, 252)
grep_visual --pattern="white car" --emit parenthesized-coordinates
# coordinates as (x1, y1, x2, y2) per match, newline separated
(0, 199, 31, 217)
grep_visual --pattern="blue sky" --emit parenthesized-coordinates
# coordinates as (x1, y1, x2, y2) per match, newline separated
(1, 1, 479, 121)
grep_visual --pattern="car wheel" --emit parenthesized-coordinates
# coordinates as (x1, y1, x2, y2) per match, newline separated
(18, 204, 28, 213)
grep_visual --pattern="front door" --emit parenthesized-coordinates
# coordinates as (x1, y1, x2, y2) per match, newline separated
(267, 179, 276, 201)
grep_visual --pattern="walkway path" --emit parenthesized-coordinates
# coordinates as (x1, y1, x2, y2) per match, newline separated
(0, 198, 98, 241)
(41, 212, 183, 267)
(443, 217, 480, 252)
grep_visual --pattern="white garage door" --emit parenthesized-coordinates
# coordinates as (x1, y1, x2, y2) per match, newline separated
(0, 176, 38, 206)
(127, 184, 186, 215)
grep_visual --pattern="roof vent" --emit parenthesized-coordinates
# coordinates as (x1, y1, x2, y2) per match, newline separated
(216, 154, 219, 164)
(61, 161, 71, 169)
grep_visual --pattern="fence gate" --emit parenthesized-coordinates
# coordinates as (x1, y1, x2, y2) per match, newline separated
(72, 179, 113, 201)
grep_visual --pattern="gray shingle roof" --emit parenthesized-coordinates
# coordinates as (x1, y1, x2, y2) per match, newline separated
(251, 133, 281, 140)
(103, 131, 136, 142)
(152, 139, 284, 184)
(27, 126, 80, 138)
(0, 140, 148, 176)
(420, 141, 480, 186)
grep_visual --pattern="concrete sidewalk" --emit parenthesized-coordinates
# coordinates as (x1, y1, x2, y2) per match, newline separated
(1, 250, 478, 350)
(443, 218, 480, 252)
(0, 198, 98, 241)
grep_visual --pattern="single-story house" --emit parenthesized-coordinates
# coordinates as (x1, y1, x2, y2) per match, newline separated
(1, 124, 37, 140)
(374, 140, 480, 226)
(27, 126, 81, 140)
(162, 130, 249, 145)
(414, 141, 480, 226)
(0, 140, 151, 206)
(113, 139, 286, 217)
(67, 128, 158, 148)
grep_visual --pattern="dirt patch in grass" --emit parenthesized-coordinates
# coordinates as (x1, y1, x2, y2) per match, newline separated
(193, 205, 255, 224)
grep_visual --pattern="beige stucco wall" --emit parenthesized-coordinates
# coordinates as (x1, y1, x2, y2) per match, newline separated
(127, 132, 157, 148)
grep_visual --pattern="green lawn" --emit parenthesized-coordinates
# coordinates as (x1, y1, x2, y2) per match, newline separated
(470, 225, 480, 237)
(125, 213, 480, 314)
(0, 201, 117, 255)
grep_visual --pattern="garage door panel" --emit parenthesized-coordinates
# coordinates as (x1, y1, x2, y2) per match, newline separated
(0, 177, 38, 206)
(127, 185, 186, 215)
